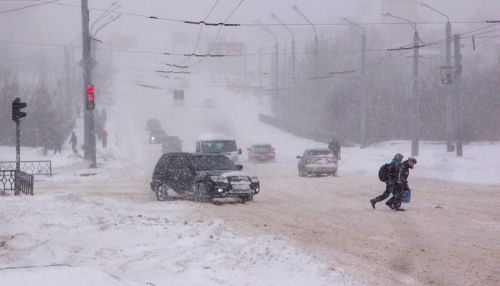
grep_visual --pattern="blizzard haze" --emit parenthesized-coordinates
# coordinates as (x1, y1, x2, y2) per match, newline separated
(1, 1, 500, 286)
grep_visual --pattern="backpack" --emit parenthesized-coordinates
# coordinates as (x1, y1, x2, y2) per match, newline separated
(378, 163, 391, 182)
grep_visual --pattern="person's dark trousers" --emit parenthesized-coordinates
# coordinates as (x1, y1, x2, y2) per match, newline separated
(386, 184, 404, 210)
(373, 183, 394, 203)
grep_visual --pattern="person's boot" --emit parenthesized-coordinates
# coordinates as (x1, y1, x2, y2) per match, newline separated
(395, 207, 405, 211)
(385, 201, 394, 210)
(370, 199, 377, 209)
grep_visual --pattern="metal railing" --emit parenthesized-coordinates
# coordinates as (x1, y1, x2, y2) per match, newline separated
(1, 170, 15, 192)
(0, 160, 52, 176)
(0, 170, 34, 195)
(16, 171, 34, 195)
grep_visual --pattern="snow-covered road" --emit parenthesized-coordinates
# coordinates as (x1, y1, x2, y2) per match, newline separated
(1, 82, 499, 286)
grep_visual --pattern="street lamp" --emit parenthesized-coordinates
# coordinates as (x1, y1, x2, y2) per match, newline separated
(255, 20, 279, 115)
(382, 12, 422, 156)
(270, 12, 295, 79)
(341, 17, 368, 147)
(420, 2, 454, 153)
(291, 5, 318, 74)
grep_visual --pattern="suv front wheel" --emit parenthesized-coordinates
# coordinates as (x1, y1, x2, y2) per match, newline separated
(155, 184, 172, 201)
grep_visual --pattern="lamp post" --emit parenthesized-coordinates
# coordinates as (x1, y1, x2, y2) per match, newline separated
(382, 12, 423, 156)
(255, 20, 279, 115)
(270, 12, 295, 79)
(420, 2, 453, 153)
(342, 18, 368, 148)
(292, 5, 318, 75)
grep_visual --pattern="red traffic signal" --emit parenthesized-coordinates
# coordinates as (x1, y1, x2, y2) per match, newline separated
(86, 85, 95, 110)
(12, 97, 27, 122)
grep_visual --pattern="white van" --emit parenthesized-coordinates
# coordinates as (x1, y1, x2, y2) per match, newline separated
(195, 133, 242, 164)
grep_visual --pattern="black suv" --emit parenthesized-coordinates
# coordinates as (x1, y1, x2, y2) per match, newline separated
(150, 152, 260, 203)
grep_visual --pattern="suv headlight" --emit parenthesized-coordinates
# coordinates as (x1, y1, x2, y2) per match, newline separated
(250, 176, 259, 183)
(210, 176, 228, 183)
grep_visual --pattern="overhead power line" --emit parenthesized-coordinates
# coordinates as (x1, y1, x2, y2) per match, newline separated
(0, 0, 58, 14)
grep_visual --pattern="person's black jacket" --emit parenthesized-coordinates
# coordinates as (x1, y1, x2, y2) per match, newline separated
(397, 160, 413, 184)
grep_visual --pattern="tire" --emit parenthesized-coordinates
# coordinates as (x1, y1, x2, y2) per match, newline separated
(240, 194, 254, 203)
(332, 169, 338, 176)
(155, 184, 170, 201)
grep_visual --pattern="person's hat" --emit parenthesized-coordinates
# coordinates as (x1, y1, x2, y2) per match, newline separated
(394, 153, 404, 161)
(408, 157, 417, 167)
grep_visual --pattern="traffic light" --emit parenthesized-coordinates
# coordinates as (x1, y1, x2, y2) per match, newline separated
(12, 97, 27, 123)
(86, 85, 95, 110)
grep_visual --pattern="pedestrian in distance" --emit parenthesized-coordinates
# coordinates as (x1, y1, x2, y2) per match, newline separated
(386, 157, 417, 212)
(69, 132, 78, 153)
(328, 137, 341, 161)
(370, 153, 403, 209)
(100, 128, 108, 148)
(53, 137, 62, 154)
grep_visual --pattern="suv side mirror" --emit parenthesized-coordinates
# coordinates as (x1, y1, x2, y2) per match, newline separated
(238, 148, 242, 155)
(236, 165, 243, 170)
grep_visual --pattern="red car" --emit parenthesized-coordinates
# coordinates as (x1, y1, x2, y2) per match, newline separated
(248, 144, 275, 163)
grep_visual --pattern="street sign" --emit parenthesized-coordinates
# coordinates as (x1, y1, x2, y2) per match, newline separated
(441, 66, 453, 84)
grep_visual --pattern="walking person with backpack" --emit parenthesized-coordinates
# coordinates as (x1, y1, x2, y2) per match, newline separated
(370, 153, 403, 209)
(386, 157, 417, 211)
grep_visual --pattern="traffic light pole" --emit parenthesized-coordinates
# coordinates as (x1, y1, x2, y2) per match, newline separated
(81, 0, 97, 168)
(15, 120, 20, 195)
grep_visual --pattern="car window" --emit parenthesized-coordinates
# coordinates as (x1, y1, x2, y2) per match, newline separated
(310, 150, 331, 156)
(167, 155, 190, 169)
(192, 155, 237, 171)
(254, 144, 271, 150)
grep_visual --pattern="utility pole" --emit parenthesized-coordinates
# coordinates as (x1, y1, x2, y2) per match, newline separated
(381, 12, 422, 156)
(420, 3, 453, 152)
(292, 5, 317, 75)
(445, 21, 453, 152)
(454, 34, 463, 156)
(270, 13, 295, 79)
(258, 47, 263, 88)
(360, 32, 367, 147)
(341, 18, 367, 147)
(255, 20, 279, 116)
(81, 0, 97, 168)
(411, 30, 420, 156)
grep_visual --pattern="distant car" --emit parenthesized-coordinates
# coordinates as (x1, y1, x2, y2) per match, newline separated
(248, 144, 275, 163)
(150, 152, 260, 203)
(203, 98, 215, 108)
(195, 133, 242, 164)
(145, 118, 161, 132)
(301, 155, 338, 177)
(296, 148, 337, 177)
(149, 129, 167, 144)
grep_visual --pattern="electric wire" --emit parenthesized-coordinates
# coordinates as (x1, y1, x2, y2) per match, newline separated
(0, 0, 57, 14)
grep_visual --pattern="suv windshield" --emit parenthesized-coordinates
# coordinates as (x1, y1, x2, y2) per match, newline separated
(201, 140, 237, 153)
(192, 155, 237, 171)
